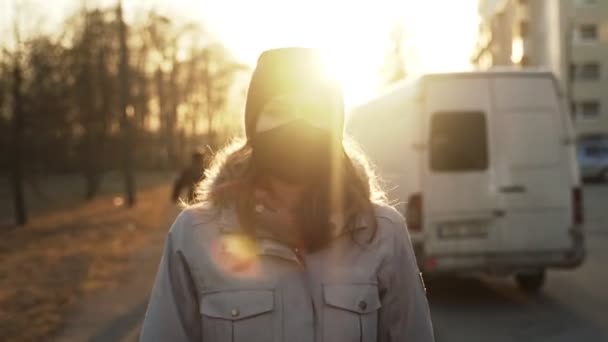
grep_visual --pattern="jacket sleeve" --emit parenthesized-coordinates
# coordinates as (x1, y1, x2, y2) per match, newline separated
(377, 216, 435, 342)
(139, 212, 202, 342)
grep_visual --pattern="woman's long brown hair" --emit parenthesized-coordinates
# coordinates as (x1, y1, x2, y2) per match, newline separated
(194, 138, 386, 248)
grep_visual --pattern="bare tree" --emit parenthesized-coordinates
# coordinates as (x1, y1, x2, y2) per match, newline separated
(10, 2, 27, 225)
(0, 51, 10, 174)
(117, 0, 136, 207)
(0, 3, 245, 206)
(196, 43, 246, 147)
(132, 30, 150, 131)
(66, 6, 116, 200)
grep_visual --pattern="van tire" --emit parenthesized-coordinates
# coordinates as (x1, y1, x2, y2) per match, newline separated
(516, 270, 546, 294)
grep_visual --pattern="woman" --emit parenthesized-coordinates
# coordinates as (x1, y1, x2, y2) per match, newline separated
(140, 47, 434, 342)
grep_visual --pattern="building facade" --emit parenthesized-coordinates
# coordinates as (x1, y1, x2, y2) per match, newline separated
(569, 0, 608, 138)
(472, 0, 608, 139)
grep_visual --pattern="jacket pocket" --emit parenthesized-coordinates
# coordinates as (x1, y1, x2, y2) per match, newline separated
(200, 289, 275, 342)
(323, 283, 381, 342)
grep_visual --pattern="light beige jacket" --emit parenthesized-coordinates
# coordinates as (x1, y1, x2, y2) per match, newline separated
(140, 154, 434, 342)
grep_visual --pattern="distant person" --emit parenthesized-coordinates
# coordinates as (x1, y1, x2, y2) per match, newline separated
(171, 150, 207, 203)
(141, 48, 434, 342)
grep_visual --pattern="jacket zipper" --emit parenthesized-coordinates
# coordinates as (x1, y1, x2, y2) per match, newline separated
(292, 246, 318, 342)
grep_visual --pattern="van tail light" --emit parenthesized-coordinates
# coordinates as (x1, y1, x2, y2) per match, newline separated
(572, 187, 584, 225)
(406, 193, 423, 232)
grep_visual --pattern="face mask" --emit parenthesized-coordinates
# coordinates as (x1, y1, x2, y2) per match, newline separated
(251, 120, 338, 185)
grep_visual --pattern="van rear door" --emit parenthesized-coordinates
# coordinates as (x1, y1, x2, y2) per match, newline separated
(492, 75, 572, 252)
(422, 76, 506, 256)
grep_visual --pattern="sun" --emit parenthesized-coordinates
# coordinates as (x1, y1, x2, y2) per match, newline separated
(198, 0, 480, 106)
(403, 0, 480, 73)
(1, 0, 481, 108)
(319, 47, 381, 108)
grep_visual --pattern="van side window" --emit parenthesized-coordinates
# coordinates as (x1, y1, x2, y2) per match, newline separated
(430, 111, 488, 172)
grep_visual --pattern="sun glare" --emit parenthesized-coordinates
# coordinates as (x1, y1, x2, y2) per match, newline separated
(2, 0, 480, 107)
(319, 48, 380, 107)
(199, 0, 480, 106)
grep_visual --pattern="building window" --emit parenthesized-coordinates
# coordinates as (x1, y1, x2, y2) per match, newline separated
(578, 24, 598, 41)
(576, 62, 601, 80)
(584, 145, 608, 157)
(574, 101, 601, 120)
(575, 0, 598, 7)
(570, 102, 577, 119)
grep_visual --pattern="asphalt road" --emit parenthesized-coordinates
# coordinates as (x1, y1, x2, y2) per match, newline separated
(429, 184, 608, 342)
(64, 186, 607, 342)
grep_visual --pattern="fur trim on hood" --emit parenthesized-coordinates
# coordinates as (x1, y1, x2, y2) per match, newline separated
(194, 138, 386, 207)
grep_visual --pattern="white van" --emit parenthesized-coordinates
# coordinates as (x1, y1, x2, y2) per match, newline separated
(347, 70, 585, 293)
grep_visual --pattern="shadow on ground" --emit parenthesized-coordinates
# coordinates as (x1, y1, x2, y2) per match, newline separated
(427, 276, 606, 341)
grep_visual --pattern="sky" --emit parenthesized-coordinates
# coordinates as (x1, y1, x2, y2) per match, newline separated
(1, 0, 480, 105)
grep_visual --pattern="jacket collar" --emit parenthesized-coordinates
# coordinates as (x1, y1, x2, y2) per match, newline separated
(217, 207, 369, 263)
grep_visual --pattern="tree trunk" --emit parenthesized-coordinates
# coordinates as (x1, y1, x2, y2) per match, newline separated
(167, 52, 179, 165)
(136, 70, 148, 130)
(11, 61, 27, 225)
(190, 109, 198, 153)
(79, 9, 104, 201)
(83, 49, 110, 201)
(84, 168, 101, 200)
(155, 67, 169, 167)
(117, 1, 136, 207)
(202, 49, 214, 147)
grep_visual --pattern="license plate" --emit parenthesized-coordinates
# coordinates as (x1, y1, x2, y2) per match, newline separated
(437, 221, 488, 239)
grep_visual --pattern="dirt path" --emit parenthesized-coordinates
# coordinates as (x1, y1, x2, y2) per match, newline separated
(0, 181, 184, 342)
(54, 204, 180, 342)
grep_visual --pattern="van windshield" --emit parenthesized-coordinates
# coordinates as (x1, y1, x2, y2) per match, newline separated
(430, 111, 488, 172)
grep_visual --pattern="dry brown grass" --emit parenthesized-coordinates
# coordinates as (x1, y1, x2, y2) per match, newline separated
(0, 184, 171, 342)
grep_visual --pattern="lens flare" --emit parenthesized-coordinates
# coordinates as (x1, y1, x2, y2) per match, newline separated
(211, 234, 261, 278)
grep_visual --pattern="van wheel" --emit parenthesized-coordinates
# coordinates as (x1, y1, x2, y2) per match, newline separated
(516, 270, 546, 294)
